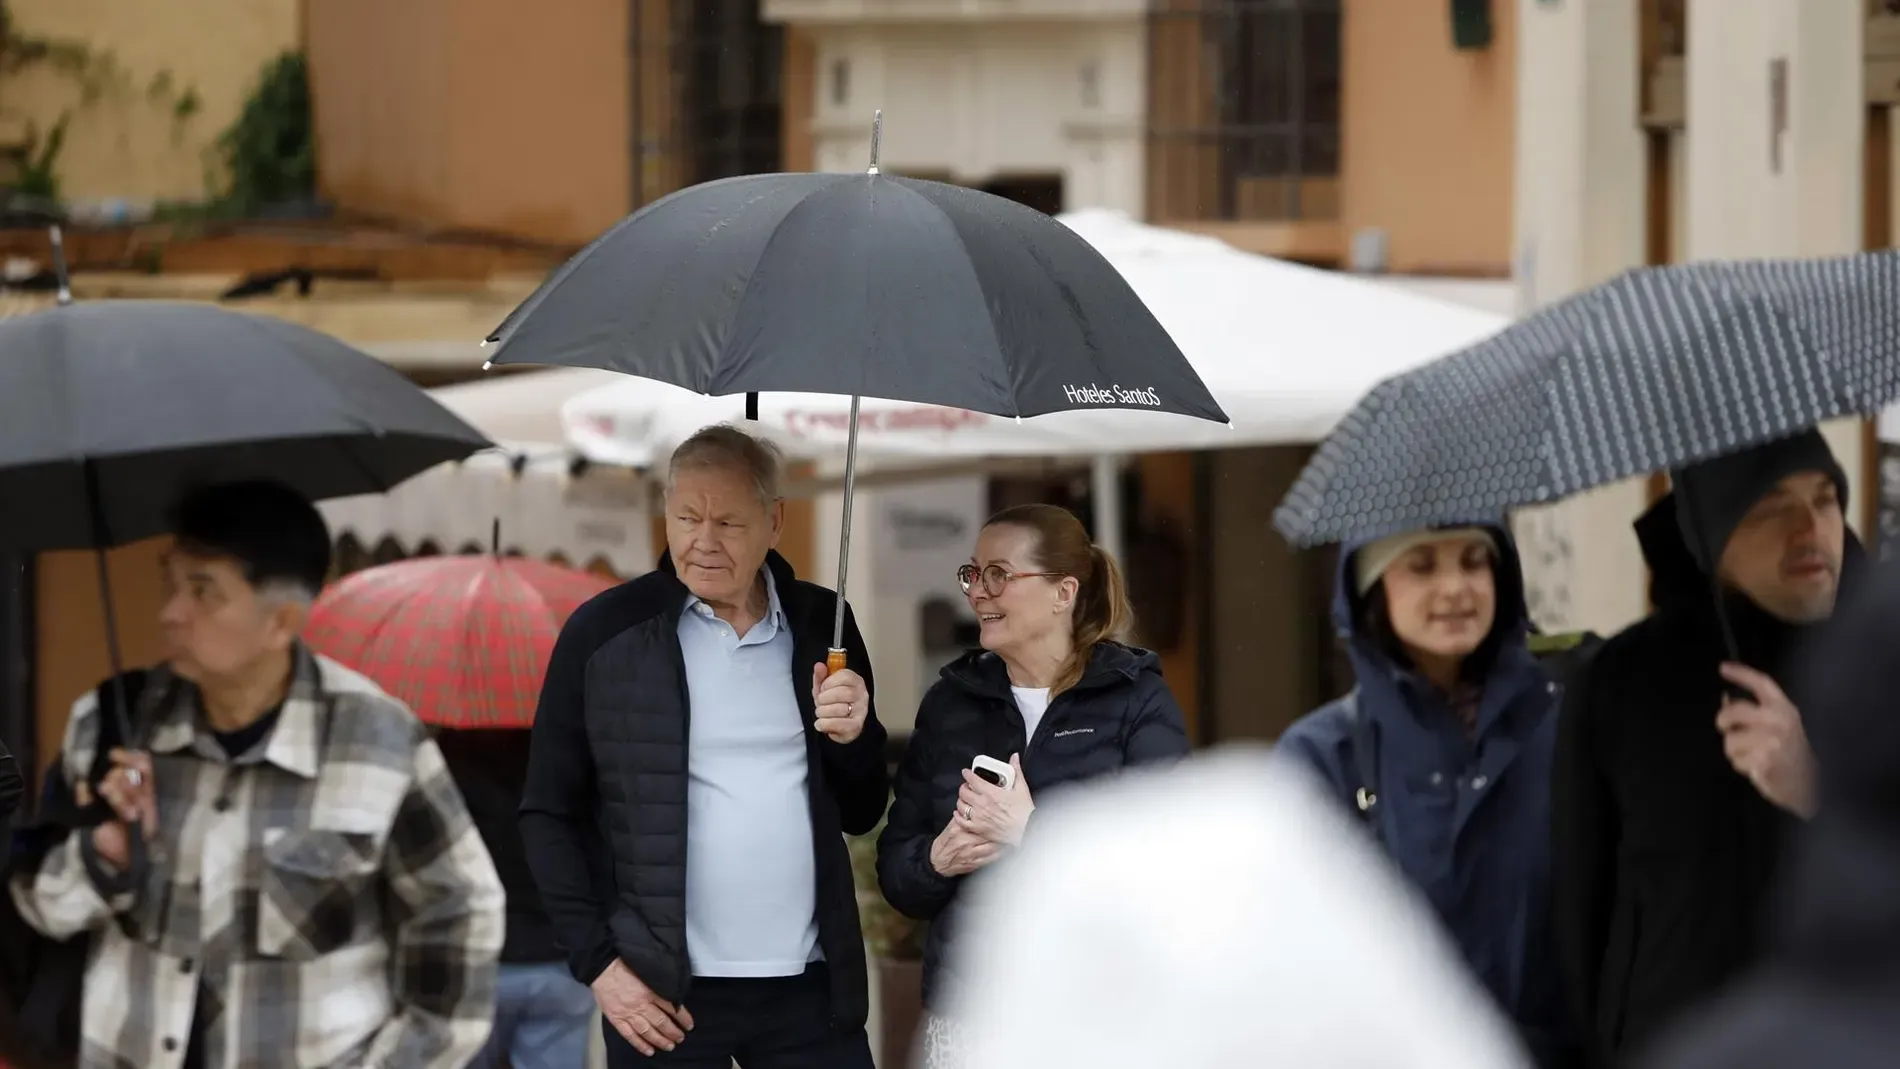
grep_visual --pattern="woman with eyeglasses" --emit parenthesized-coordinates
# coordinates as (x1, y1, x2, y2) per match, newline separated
(877, 503, 1190, 1068)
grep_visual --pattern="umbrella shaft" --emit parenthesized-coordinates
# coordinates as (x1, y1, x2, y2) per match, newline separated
(832, 395, 863, 651)
(84, 461, 134, 743)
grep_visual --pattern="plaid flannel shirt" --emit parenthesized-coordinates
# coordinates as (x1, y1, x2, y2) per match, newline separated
(7, 648, 505, 1069)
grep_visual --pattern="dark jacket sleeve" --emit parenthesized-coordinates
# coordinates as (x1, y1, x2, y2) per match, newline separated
(820, 602, 890, 837)
(1122, 674, 1192, 766)
(518, 609, 623, 986)
(1551, 654, 1616, 1041)
(876, 686, 960, 921)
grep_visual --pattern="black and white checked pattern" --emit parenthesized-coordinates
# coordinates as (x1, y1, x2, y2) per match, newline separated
(7, 648, 505, 1069)
(1275, 250, 1900, 547)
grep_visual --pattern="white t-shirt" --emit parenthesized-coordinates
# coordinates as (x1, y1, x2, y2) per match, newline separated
(1012, 685, 1053, 746)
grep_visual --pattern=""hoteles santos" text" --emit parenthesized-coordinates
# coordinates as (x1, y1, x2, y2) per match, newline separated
(1061, 383, 1163, 407)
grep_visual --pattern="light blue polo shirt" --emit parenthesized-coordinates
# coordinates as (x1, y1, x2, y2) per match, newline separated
(677, 566, 821, 977)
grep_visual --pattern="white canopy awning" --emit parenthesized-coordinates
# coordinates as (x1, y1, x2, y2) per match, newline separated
(317, 446, 654, 575)
(557, 209, 1511, 466)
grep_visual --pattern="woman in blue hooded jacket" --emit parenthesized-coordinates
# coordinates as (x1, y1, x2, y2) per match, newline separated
(1277, 524, 1579, 1069)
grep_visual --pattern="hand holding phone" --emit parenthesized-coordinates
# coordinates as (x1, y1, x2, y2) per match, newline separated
(958, 753, 1034, 847)
(969, 754, 1015, 791)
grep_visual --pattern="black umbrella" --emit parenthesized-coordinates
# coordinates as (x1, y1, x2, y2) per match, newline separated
(0, 228, 492, 741)
(1274, 250, 1900, 547)
(486, 113, 1228, 666)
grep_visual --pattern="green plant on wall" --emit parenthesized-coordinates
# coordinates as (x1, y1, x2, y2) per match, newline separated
(211, 50, 311, 218)
(13, 110, 67, 200)
(0, 0, 202, 201)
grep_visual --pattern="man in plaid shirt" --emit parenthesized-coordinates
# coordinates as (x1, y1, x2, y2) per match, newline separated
(8, 481, 504, 1069)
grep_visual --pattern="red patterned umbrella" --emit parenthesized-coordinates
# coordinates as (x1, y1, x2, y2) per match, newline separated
(305, 552, 616, 729)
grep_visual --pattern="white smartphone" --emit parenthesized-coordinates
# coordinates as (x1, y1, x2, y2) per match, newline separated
(970, 754, 1015, 791)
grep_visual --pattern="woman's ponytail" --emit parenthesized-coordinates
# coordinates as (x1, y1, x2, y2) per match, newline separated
(1053, 544, 1135, 693)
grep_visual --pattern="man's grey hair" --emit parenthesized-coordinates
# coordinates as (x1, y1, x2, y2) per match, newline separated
(256, 578, 317, 612)
(666, 423, 784, 508)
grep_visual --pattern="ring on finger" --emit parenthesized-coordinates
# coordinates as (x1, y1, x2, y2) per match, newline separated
(125, 769, 143, 788)
(961, 804, 972, 820)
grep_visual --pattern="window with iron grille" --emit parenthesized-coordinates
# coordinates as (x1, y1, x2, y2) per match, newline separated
(628, 0, 783, 210)
(1146, 0, 1341, 223)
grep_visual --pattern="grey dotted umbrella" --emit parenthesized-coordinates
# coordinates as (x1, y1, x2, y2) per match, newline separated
(1274, 250, 1900, 547)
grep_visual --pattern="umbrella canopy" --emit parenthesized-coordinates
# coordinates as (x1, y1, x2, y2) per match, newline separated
(0, 300, 493, 551)
(483, 173, 1227, 426)
(1274, 250, 1900, 547)
(556, 210, 1507, 467)
(304, 552, 615, 729)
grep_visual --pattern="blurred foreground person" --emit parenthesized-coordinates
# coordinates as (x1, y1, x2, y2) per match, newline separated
(948, 747, 1533, 1069)
(6, 480, 504, 1068)
(1554, 430, 1862, 1064)
(1640, 556, 1900, 1069)
(877, 503, 1189, 1067)
(1279, 524, 1583, 1067)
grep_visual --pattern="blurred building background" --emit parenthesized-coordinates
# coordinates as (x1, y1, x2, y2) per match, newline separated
(1, 3, 1898, 1060)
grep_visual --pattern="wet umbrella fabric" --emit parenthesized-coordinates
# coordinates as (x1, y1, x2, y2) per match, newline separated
(304, 552, 614, 730)
(1275, 250, 1900, 547)
(483, 171, 1228, 426)
(0, 300, 493, 551)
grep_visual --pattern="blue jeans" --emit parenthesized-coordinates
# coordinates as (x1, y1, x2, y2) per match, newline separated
(472, 962, 599, 1069)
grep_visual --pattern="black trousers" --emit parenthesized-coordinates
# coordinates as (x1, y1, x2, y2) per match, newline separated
(603, 963, 874, 1069)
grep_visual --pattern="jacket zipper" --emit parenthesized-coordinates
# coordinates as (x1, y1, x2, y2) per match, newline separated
(666, 620, 695, 1006)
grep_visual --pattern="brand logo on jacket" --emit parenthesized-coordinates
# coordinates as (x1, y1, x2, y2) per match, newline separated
(1061, 383, 1162, 408)
(1052, 728, 1094, 738)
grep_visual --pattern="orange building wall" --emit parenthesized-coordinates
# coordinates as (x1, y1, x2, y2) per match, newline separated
(1339, 0, 1517, 274)
(35, 540, 170, 773)
(306, 0, 632, 244)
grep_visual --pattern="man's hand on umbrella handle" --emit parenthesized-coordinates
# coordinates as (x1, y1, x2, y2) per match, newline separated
(593, 959, 694, 1056)
(812, 661, 869, 744)
(1716, 662, 1818, 819)
(90, 749, 157, 871)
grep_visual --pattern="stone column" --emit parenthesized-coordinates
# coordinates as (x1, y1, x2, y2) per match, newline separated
(1510, 0, 1653, 636)
(1684, 0, 1867, 525)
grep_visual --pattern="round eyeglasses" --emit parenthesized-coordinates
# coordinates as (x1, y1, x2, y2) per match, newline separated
(956, 563, 1064, 597)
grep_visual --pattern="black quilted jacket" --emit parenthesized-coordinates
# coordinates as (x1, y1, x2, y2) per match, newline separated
(519, 550, 888, 1028)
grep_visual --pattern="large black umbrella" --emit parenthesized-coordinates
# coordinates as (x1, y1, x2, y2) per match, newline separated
(0, 302, 491, 551)
(1274, 250, 1900, 547)
(0, 233, 492, 744)
(486, 114, 1228, 665)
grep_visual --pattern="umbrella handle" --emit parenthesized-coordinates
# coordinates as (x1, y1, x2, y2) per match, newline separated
(827, 648, 848, 675)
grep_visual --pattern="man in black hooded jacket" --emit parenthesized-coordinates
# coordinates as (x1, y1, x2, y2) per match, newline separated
(1552, 429, 1865, 1067)
(1637, 513, 1900, 1069)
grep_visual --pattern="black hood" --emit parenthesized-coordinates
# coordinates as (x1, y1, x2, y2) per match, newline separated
(1635, 492, 1716, 615)
(1635, 491, 1867, 665)
(939, 641, 1161, 701)
(1670, 429, 1848, 573)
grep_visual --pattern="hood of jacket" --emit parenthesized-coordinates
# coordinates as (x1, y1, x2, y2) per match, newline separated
(1634, 491, 1868, 670)
(1331, 521, 1535, 697)
(938, 640, 1161, 702)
